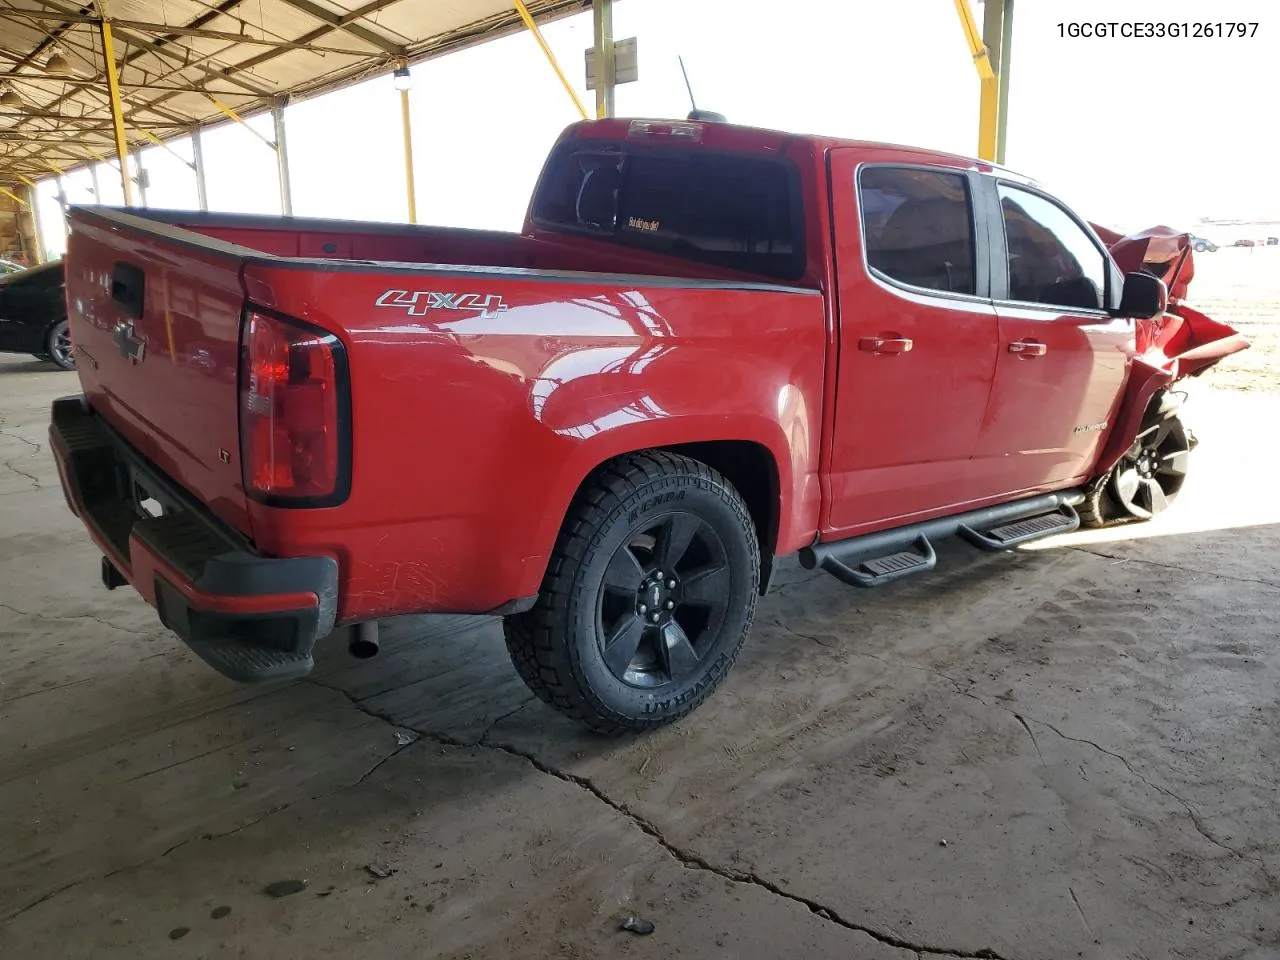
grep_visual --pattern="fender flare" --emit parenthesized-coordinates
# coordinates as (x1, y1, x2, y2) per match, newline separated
(519, 416, 795, 596)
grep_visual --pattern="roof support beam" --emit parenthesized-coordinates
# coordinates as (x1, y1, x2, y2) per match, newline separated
(514, 0, 587, 120)
(108, 0, 409, 133)
(1, 9, 385, 56)
(226, 0, 406, 74)
(4, 74, 258, 95)
(0, 2, 86, 76)
(30, 0, 277, 97)
(0, 186, 30, 209)
(271, 0, 406, 55)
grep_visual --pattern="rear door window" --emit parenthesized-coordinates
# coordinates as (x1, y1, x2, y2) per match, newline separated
(531, 142, 805, 281)
(859, 166, 976, 295)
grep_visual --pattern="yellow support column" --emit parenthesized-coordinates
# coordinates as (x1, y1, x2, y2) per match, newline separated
(393, 66, 417, 224)
(953, 0, 997, 161)
(97, 1, 135, 206)
(514, 0, 588, 120)
(592, 0, 615, 119)
(27, 183, 46, 264)
(989, 0, 1015, 165)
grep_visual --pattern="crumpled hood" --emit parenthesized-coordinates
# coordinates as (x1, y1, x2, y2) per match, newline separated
(1090, 223, 1248, 379)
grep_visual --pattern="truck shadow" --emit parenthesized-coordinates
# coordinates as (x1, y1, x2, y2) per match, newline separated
(309, 513, 1280, 763)
(306, 532, 1112, 755)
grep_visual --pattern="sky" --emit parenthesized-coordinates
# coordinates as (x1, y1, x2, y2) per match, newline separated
(35, 0, 1280, 256)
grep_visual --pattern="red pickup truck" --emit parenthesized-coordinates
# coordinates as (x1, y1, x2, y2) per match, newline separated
(51, 118, 1246, 733)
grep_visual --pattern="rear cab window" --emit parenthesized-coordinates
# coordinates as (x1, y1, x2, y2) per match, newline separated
(530, 140, 806, 282)
(858, 166, 977, 296)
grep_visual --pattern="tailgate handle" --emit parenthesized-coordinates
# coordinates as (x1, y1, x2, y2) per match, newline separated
(111, 262, 145, 318)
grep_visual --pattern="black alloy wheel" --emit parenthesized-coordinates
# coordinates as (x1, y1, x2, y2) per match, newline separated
(47, 320, 75, 370)
(597, 512, 731, 688)
(503, 451, 759, 734)
(1108, 413, 1191, 520)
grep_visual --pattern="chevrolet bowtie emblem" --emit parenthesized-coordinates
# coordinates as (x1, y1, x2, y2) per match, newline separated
(113, 321, 146, 363)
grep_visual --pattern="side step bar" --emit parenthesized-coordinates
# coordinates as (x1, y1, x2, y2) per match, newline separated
(799, 490, 1083, 588)
(957, 504, 1079, 551)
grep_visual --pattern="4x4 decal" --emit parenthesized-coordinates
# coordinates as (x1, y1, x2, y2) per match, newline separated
(376, 289, 510, 319)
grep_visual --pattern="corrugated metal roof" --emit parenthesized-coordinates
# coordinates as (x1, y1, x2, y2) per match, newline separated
(0, 0, 587, 185)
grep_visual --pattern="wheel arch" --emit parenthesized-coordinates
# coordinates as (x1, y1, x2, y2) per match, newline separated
(662, 439, 780, 594)
(527, 418, 805, 599)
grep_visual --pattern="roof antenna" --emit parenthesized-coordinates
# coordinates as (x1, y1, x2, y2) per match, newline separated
(678, 56, 726, 123)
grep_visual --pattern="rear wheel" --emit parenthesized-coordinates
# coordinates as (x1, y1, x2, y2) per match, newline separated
(1080, 396, 1192, 527)
(503, 451, 759, 734)
(46, 320, 75, 370)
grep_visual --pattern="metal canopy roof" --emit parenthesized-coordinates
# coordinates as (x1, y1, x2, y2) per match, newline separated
(0, 0, 587, 185)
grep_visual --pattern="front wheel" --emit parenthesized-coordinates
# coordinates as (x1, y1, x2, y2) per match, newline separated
(46, 320, 75, 370)
(504, 451, 760, 734)
(1080, 396, 1192, 527)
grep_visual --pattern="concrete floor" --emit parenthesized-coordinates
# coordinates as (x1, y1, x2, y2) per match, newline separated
(1, 354, 1277, 960)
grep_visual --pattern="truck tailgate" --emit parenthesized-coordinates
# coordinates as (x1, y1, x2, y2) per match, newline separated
(66, 210, 253, 535)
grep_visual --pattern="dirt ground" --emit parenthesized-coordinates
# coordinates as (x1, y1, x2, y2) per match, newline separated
(1, 252, 1278, 960)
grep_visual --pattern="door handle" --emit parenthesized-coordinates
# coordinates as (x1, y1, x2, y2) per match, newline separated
(859, 335, 914, 355)
(1008, 340, 1047, 357)
(111, 262, 145, 318)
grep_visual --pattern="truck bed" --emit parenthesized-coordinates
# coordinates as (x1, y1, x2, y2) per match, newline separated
(62, 205, 828, 625)
(127, 208, 811, 285)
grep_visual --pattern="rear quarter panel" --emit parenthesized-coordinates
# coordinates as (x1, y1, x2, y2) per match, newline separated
(241, 264, 827, 621)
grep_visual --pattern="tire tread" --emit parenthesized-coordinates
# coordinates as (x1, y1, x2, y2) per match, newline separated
(503, 450, 758, 735)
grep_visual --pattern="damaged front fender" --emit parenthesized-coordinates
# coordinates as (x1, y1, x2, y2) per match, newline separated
(1088, 224, 1249, 474)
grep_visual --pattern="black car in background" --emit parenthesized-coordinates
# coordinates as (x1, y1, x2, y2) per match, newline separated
(0, 260, 72, 370)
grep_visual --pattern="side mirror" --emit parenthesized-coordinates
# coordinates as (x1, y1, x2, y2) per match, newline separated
(1114, 271, 1168, 319)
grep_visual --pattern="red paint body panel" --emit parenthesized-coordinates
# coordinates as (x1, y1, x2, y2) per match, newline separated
(238, 265, 825, 620)
(58, 118, 1245, 633)
(65, 217, 251, 535)
(825, 146, 1001, 536)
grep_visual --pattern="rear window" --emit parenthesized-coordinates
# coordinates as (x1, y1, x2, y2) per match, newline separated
(859, 166, 975, 295)
(530, 141, 806, 282)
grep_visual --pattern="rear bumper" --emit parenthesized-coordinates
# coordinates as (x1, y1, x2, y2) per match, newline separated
(49, 395, 337, 681)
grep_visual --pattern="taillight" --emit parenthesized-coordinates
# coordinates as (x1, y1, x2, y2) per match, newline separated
(240, 310, 349, 505)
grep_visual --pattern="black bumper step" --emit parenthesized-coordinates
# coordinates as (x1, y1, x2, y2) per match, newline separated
(51, 395, 338, 684)
(187, 639, 315, 683)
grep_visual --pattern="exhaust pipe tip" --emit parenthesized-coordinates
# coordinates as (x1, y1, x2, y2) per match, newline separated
(348, 621, 380, 660)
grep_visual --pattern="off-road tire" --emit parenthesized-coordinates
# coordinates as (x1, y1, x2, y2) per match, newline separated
(503, 451, 759, 735)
